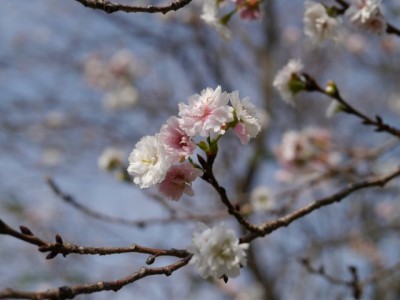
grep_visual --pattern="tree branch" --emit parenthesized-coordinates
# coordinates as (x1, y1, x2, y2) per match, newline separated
(240, 167, 400, 243)
(0, 256, 191, 299)
(303, 74, 400, 139)
(0, 219, 188, 260)
(73, 0, 193, 14)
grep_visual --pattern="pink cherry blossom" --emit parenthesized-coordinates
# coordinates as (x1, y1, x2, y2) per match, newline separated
(178, 86, 234, 137)
(230, 91, 261, 144)
(234, 0, 261, 20)
(158, 162, 203, 201)
(159, 116, 196, 162)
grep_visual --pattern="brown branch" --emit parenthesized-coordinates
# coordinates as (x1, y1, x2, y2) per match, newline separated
(299, 258, 362, 299)
(199, 153, 265, 235)
(0, 219, 188, 260)
(73, 0, 193, 14)
(303, 74, 400, 139)
(240, 167, 400, 243)
(0, 255, 191, 299)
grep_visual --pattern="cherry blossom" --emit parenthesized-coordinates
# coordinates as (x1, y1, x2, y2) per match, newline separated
(346, 0, 386, 34)
(303, 1, 341, 44)
(179, 86, 234, 137)
(158, 162, 203, 200)
(159, 116, 196, 162)
(187, 223, 249, 278)
(230, 91, 261, 144)
(127, 135, 172, 188)
(234, 0, 261, 21)
(273, 59, 304, 106)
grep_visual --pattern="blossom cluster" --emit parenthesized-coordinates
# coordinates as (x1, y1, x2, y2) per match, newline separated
(84, 50, 140, 111)
(127, 86, 262, 200)
(303, 0, 386, 46)
(187, 223, 249, 278)
(201, 0, 261, 39)
(275, 128, 341, 181)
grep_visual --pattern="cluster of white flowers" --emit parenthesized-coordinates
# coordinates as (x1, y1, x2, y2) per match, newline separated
(127, 86, 262, 200)
(187, 223, 249, 278)
(303, 0, 387, 46)
(84, 50, 140, 111)
(303, 1, 341, 44)
(275, 128, 341, 181)
(346, 0, 386, 34)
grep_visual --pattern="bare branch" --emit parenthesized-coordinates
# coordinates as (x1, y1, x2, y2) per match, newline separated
(0, 256, 191, 299)
(302, 74, 400, 139)
(199, 153, 265, 235)
(240, 167, 400, 243)
(0, 219, 188, 259)
(73, 0, 193, 14)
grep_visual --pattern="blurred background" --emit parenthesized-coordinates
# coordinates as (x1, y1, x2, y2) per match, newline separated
(1, 0, 400, 299)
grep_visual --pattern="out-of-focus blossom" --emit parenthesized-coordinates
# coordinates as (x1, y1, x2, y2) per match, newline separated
(103, 85, 139, 112)
(343, 33, 366, 54)
(234, 0, 261, 20)
(84, 55, 114, 90)
(346, 0, 386, 34)
(179, 86, 234, 137)
(388, 93, 400, 114)
(273, 59, 304, 106)
(230, 91, 261, 144)
(108, 49, 136, 79)
(282, 26, 302, 45)
(187, 223, 249, 278)
(159, 116, 196, 162)
(303, 1, 341, 44)
(275, 128, 341, 181)
(158, 162, 203, 200)
(127, 135, 172, 188)
(235, 284, 266, 300)
(250, 186, 275, 212)
(44, 111, 67, 129)
(201, 0, 231, 40)
(98, 147, 125, 171)
(40, 148, 62, 167)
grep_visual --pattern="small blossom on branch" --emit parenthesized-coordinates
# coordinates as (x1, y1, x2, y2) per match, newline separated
(273, 59, 305, 106)
(158, 162, 203, 200)
(127, 135, 172, 188)
(201, 0, 232, 40)
(303, 1, 341, 44)
(98, 147, 125, 171)
(179, 86, 234, 137)
(187, 223, 249, 278)
(250, 186, 275, 212)
(159, 116, 196, 162)
(275, 128, 341, 181)
(346, 0, 386, 34)
(234, 0, 261, 20)
(230, 91, 261, 144)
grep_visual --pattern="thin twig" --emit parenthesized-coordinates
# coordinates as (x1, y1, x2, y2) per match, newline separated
(303, 74, 400, 139)
(73, 0, 193, 14)
(240, 167, 400, 243)
(0, 256, 191, 299)
(0, 219, 188, 259)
